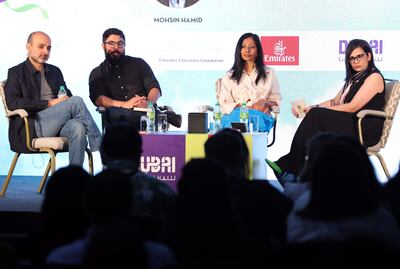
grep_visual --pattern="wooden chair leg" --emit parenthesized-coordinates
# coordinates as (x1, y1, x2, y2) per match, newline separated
(0, 153, 20, 197)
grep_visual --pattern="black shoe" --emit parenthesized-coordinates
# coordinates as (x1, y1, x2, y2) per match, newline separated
(157, 105, 182, 128)
(165, 111, 182, 128)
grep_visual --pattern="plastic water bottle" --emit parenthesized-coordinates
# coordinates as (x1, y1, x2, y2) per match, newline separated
(239, 102, 249, 131)
(146, 101, 156, 132)
(213, 102, 222, 132)
(57, 85, 67, 98)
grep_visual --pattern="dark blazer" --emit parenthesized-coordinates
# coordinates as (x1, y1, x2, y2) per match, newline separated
(5, 59, 71, 153)
(158, 0, 199, 8)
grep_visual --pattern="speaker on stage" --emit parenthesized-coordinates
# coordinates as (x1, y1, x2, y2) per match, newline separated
(188, 113, 208, 133)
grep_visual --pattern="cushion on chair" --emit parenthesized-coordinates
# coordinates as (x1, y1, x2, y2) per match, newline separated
(31, 137, 68, 150)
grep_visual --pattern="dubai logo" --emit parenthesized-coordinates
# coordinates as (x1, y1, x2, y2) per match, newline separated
(261, 36, 299, 66)
(0, 0, 48, 19)
(338, 39, 383, 62)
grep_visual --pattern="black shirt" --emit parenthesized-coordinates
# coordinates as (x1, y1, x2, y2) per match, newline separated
(88, 55, 161, 105)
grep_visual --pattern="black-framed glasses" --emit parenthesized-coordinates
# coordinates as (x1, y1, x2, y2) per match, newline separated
(348, 53, 366, 63)
(104, 41, 125, 48)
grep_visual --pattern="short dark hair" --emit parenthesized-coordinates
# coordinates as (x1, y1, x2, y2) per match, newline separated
(204, 128, 250, 179)
(100, 122, 142, 162)
(102, 28, 125, 43)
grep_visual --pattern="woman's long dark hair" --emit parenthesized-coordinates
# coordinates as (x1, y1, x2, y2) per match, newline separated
(344, 39, 379, 84)
(230, 33, 267, 85)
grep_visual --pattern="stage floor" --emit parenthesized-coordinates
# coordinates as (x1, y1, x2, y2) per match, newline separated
(0, 176, 43, 212)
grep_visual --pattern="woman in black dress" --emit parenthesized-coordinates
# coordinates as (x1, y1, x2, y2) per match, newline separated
(269, 39, 385, 185)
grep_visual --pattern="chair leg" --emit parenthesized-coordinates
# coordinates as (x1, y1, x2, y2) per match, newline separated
(85, 148, 94, 175)
(37, 149, 56, 194)
(267, 119, 277, 148)
(375, 153, 391, 180)
(0, 153, 20, 197)
(37, 159, 52, 194)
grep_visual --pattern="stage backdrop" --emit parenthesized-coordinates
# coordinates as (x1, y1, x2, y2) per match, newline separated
(1, 0, 399, 181)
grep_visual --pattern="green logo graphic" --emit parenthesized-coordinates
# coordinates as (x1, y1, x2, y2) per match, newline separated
(1, 0, 48, 20)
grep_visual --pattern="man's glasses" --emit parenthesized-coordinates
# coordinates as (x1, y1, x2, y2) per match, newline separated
(104, 41, 125, 48)
(348, 53, 366, 63)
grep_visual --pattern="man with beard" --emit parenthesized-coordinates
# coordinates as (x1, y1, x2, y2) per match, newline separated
(5, 31, 101, 165)
(89, 28, 163, 130)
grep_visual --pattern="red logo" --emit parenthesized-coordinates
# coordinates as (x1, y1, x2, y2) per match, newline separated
(261, 36, 299, 66)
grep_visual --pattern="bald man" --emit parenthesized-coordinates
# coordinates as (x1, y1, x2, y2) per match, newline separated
(5, 31, 101, 166)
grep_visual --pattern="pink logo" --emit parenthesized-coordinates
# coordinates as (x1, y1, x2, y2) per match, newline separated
(261, 36, 299, 66)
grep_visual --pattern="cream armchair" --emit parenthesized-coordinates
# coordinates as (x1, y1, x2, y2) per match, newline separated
(0, 80, 93, 197)
(357, 79, 400, 180)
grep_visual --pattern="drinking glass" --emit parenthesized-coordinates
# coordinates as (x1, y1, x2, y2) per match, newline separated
(140, 115, 149, 133)
(158, 114, 168, 132)
(250, 115, 259, 133)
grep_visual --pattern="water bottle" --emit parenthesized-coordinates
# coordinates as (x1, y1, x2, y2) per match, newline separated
(146, 101, 156, 132)
(239, 102, 249, 131)
(213, 102, 222, 132)
(57, 85, 67, 98)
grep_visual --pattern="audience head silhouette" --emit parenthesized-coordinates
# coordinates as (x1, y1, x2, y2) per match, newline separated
(382, 165, 400, 226)
(86, 169, 132, 224)
(100, 122, 142, 169)
(176, 158, 244, 265)
(41, 165, 91, 233)
(204, 128, 250, 179)
(298, 134, 382, 220)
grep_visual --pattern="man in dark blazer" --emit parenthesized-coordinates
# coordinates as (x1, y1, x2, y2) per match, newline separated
(157, 0, 199, 8)
(5, 31, 101, 165)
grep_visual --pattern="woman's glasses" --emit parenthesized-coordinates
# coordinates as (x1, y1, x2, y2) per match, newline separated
(348, 53, 366, 63)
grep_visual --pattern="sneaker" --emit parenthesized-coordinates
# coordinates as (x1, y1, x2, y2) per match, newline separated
(265, 159, 283, 174)
(265, 159, 285, 187)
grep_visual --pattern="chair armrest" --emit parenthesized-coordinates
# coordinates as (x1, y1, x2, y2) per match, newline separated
(356, 109, 393, 146)
(356, 109, 391, 120)
(6, 108, 29, 118)
(6, 108, 35, 151)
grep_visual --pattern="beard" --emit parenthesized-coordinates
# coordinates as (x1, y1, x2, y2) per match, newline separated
(105, 50, 125, 65)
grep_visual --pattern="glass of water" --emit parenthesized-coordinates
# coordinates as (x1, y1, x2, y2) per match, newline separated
(157, 114, 168, 132)
(250, 115, 259, 133)
(140, 115, 149, 133)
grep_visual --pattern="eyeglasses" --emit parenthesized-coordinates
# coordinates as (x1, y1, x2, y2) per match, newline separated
(104, 41, 125, 48)
(348, 53, 366, 63)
